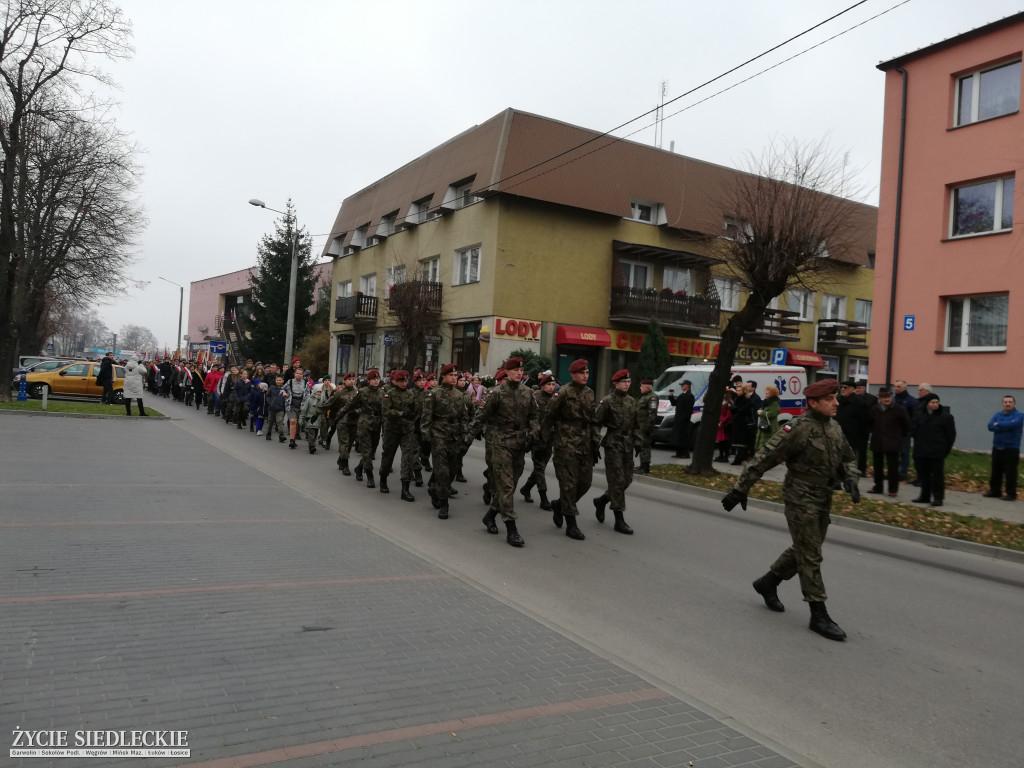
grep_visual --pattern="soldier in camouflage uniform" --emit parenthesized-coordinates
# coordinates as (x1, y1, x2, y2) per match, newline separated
(480, 369, 507, 507)
(722, 378, 860, 641)
(471, 357, 538, 547)
(520, 374, 557, 510)
(299, 383, 326, 453)
(378, 370, 420, 501)
(593, 369, 641, 534)
(542, 359, 600, 541)
(335, 369, 384, 488)
(321, 372, 360, 474)
(421, 364, 472, 519)
(635, 379, 659, 474)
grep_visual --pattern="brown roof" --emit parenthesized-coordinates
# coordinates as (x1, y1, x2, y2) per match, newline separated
(877, 11, 1024, 70)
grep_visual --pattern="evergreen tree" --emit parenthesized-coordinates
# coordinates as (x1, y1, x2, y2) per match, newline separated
(246, 201, 318, 366)
(637, 319, 670, 389)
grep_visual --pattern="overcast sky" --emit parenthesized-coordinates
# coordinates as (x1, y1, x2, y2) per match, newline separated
(94, 0, 1022, 350)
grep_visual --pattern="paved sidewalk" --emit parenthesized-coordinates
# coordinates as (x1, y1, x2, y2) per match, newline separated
(1, 415, 804, 768)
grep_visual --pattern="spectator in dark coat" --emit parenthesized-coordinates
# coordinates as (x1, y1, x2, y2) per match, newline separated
(158, 359, 173, 398)
(715, 389, 734, 462)
(96, 352, 115, 404)
(892, 380, 917, 479)
(837, 379, 871, 475)
(728, 383, 753, 465)
(912, 393, 956, 507)
(867, 387, 910, 497)
(668, 381, 695, 459)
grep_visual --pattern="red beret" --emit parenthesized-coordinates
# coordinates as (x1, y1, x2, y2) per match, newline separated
(539, 374, 554, 385)
(440, 363, 458, 376)
(343, 371, 356, 379)
(426, 373, 437, 381)
(366, 369, 380, 379)
(611, 369, 631, 382)
(503, 356, 523, 370)
(568, 359, 589, 373)
(641, 380, 653, 385)
(495, 369, 508, 382)
(412, 372, 424, 382)
(391, 369, 408, 382)
(805, 378, 839, 399)
(292, 357, 300, 363)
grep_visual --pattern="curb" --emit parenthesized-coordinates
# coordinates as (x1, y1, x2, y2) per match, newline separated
(632, 472, 1024, 565)
(0, 409, 170, 420)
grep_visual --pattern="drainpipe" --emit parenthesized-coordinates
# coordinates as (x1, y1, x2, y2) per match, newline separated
(884, 66, 908, 387)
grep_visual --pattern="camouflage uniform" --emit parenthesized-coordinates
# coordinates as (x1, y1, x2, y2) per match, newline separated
(337, 385, 383, 474)
(522, 387, 555, 501)
(635, 389, 660, 471)
(322, 384, 360, 467)
(733, 409, 858, 603)
(380, 385, 420, 483)
(472, 379, 538, 522)
(594, 389, 641, 515)
(421, 383, 471, 510)
(542, 381, 600, 517)
(300, 390, 325, 450)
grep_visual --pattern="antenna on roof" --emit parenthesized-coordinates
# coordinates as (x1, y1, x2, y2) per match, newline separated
(655, 80, 668, 149)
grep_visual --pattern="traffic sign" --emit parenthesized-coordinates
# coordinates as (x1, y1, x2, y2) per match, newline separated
(770, 348, 787, 365)
(209, 340, 227, 354)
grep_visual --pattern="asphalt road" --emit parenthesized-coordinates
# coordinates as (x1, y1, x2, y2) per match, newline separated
(158, 405, 1024, 768)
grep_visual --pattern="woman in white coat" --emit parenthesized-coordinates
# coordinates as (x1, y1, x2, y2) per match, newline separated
(123, 358, 149, 416)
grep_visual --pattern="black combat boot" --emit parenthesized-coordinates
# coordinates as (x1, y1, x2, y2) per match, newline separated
(339, 457, 350, 474)
(309, 445, 316, 454)
(413, 468, 423, 487)
(612, 510, 633, 535)
(279, 435, 286, 443)
(564, 515, 585, 541)
(538, 490, 552, 511)
(505, 519, 525, 548)
(422, 456, 433, 472)
(428, 481, 441, 509)
(520, 478, 535, 503)
(265, 432, 272, 441)
(400, 481, 414, 502)
(752, 571, 785, 612)
(482, 485, 492, 506)
(551, 498, 563, 528)
(809, 602, 847, 641)
(593, 493, 609, 523)
(378, 473, 389, 493)
(640, 462, 650, 474)
(438, 500, 449, 520)
(354, 464, 363, 482)
(482, 507, 499, 534)
(365, 469, 375, 489)
(288, 439, 296, 449)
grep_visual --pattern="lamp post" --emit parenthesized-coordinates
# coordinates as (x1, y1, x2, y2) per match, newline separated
(249, 198, 298, 367)
(158, 276, 184, 359)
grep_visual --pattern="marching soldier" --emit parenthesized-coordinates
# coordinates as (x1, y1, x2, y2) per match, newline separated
(592, 369, 641, 534)
(542, 359, 600, 541)
(336, 369, 384, 488)
(321, 372, 360, 474)
(480, 368, 507, 507)
(520, 374, 557, 510)
(635, 379, 659, 474)
(472, 357, 538, 547)
(721, 378, 860, 641)
(412, 371, 430, 485)
(379, 370, 420, 501)
(421, 364, 472, 519)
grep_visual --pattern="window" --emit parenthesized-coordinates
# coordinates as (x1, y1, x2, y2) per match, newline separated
(358, 332, 377, 373)
(377, 211, 398, 237)
(451, 321, 480, 371)
(620, 259, 651, 290)
(359, 273, 377, 296)
(63, 363, 89, 377)
(713, 277, 739, 312)
(955, 60, 1021, 126)
(628, 199, 665, 224)
(454, 246, 480, 285)
(352, 224, 368, 248)
(821, 294, 846, 320)
(787, 288, 815, 321)
(421, 257, 440, 282)
(854, 299, 872, 328)
(336, 280, 352, 299)
(663, 266, 691, 294)
(819, 355, 840, 376)
(951, 177, 1014, 236)
(723, 216, 751, 240)
(946, 294, 1008, 350)
(847, 358, 869, 380)
(385, 265, 406, 294)
(407, 196, 434, 225)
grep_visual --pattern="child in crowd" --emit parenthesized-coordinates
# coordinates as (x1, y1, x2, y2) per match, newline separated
(300, 383, 326, 454)
(266, 375, 287, 442)
(250, 381, 268, 435)
(233, 369, 252, 429)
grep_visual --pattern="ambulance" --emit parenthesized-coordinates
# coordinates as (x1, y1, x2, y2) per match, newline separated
(651, 363, 809, 447)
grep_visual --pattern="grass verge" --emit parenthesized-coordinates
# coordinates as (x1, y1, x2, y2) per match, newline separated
(649, 464, 1024, 553)
(0, 400, 165, 417)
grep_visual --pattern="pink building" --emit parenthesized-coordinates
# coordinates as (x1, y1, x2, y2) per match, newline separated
(873, 12, 1022, 449)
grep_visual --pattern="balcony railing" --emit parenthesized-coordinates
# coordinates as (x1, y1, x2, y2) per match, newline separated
(609, 286, 720, 328)
(743, 309, 802, 342)
(817, 319, 868, 349)
(335, 294, 378, 324)
(387, 281, 442, 313)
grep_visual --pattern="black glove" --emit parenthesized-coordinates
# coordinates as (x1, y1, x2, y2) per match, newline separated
(524, 433, 534, 452)
(402, 408, 417, 421)
(843, 478, 861, 503)
(721, 488, 748, 512)
(592, 443, 601, 465)
(633, 442, 641, 457)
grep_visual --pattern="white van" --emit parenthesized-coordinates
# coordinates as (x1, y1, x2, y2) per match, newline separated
(651, 363, 809, 446)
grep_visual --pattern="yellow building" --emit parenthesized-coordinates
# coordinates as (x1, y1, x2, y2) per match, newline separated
(325, 109, 876, 383)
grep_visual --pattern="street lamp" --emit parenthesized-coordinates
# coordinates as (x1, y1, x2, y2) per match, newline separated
(158, 276, 184, 359)
(249, 198, 299, 367)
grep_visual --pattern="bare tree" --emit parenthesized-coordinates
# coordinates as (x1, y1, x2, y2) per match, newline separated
(50, 305, 108, 355)
(690, 137, 869, 474)
(385, 264, 443, 373)
(118, 323, 156, 351)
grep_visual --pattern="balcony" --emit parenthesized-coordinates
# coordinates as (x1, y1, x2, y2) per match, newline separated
(743, 309, 802, 342)
(387, 281, 442, 313)
(817, 319, 868, 349)
(609, 286, 720, 330)
(335, 294, 378, 324)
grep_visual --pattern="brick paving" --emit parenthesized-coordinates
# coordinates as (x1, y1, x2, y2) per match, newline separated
(1, 415, 802, 767)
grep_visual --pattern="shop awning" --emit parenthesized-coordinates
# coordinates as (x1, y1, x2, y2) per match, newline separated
(556, 325, 611, 347)
(787, 349, 824, 367)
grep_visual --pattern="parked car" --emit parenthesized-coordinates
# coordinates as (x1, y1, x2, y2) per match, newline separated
(12, 355, 77, 377)
(13, 360, 126, 402)
(651, 363, 809, 447)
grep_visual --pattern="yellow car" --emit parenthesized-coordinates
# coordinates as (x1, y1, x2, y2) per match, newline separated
(14, 360, 127, 402)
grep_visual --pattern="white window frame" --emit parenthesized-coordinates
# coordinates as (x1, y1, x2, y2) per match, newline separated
(847, 358, 869, 380)
(421, 256, 440, 283)
(945, 294, 1009, 351)
(854, 298, 872, 329)
(337, 280, 352, 299)
(359, 273, 377, 297)
(819, 354, 840, 375)
(627, 199, 666, 225)
(955, 60, 1021, 127)
(620, 259, 652, 290)
(385, 265, 406, 294)
(821, 294, 847, 320)
(713, 277, 740, 312)
(787, 288, 815, 321)
(950, 176, 1015, 237)
(663, 266, 692, 294)
(454, 246, 481, 286)
(723, 216, 751, 241)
